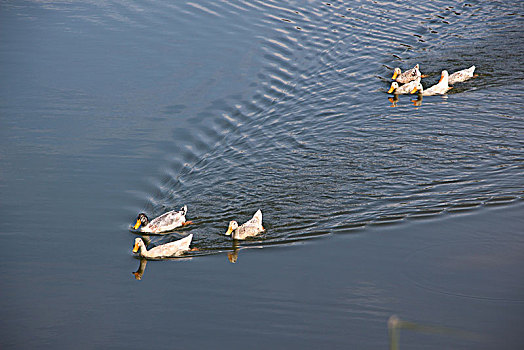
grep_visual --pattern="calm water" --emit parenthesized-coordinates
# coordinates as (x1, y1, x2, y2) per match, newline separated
(1, 0, 523, 349)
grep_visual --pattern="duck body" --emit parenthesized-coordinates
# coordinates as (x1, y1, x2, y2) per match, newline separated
(448, 65, 475, 85)
(392, 64, 421, 84)
(387, 77, 421, 95)
(133, 205, 189, 233)
(133, 234, 193, 258)
(225, 209, 264, 240)
(411, 70, 451, 96)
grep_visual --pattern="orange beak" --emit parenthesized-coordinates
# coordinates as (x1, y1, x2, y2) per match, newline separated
(392, 71, 398, 80)
(133, 219, 141, 230)
(410, 86, 419, 94)
(132, 242, 139, 253)
(225, 226, 233, 236)
(387, 85, 395, 94)
(438, 74, 444, 83)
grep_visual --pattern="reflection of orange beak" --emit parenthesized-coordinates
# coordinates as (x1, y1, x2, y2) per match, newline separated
(133, 219, 141, 230)
(392, 71, 398, 80)
(227, 252, 238, 263)
(133, 242, 139, 253)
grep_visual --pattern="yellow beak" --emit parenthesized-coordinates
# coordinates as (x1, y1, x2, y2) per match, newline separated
(387, 85, 395, 94)
(133, 242, 139, 253)
(225, 226, 233, 236)
(392, 71, 398, 80)
(133, 219, 141, 230)
(410, 86, 418, 94)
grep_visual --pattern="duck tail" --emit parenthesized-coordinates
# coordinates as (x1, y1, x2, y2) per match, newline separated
(254, 209, 262, 222)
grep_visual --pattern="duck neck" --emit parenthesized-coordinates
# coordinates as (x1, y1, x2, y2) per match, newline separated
(138, 240, 148, 256)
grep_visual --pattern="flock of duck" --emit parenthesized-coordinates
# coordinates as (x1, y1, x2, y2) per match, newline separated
(387, 64, 476, 96)
(129, 64, 476, 260)
(131, 207, 264, 259)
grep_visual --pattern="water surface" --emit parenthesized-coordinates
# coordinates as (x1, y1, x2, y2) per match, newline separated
(1, 0, 523, 349)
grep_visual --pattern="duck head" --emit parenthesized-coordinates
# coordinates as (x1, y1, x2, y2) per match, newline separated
(132, 238, 145, 253)
(387, 82, 399, 94)
(225, 221, 239, 236)
(410, 83, 423, 94)
(391, 67, 401, 80)
(133, 213, 149, 230)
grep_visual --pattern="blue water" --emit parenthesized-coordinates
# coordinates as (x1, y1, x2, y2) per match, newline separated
(1, 1, 523, 349)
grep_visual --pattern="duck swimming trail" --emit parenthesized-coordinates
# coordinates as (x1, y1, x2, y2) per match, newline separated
(129, 0, 524, 257)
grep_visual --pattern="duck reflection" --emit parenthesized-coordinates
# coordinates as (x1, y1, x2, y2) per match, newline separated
(387, 94, 423, 108)
(133, 258, 148, 280)
(411, 95, 423, 106)
(388, 95, 399, 107)
(132, 235, 150, 280)
(227, 240, 240, 263)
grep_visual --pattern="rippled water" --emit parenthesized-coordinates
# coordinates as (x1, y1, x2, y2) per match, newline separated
(120, 0, 524, 252)
(1, 0, 523, 349)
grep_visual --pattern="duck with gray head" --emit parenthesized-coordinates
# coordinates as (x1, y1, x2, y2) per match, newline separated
(132, 205, 192, 233)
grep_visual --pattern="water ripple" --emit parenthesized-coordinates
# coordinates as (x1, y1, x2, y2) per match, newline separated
(107, 0, 524, 255)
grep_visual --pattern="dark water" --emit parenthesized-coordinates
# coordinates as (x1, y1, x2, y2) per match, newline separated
(1, 0, 523, 348)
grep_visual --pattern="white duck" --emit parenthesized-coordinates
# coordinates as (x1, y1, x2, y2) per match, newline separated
(387, 77, 421, 95)
(133, 206, 192, 233)
(132, 234, 193, 258)
(410, 70, 452, 96)
(392, 64, 421, 84)
(448, 65, 475, 85)
(225, 209, 265, 240)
